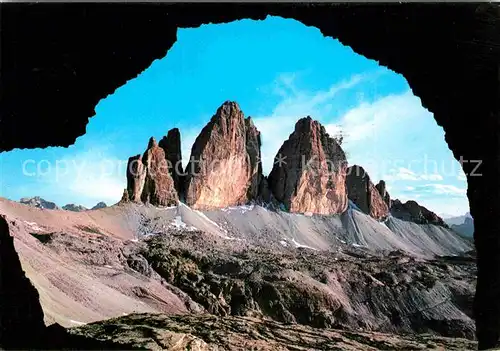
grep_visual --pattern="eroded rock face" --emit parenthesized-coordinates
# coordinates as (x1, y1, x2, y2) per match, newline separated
(184, 101, 262, 209)
(126, 137, 178, 206)
(346, 165, 389, 220)
(268, 117, 348, 215)
(391, 199, 448, 227)
(376, 180, 391, 208)
(141, 137, 179, 206)
(159, 128, 184, 198)
(126, 154, 147, 202)
(245, 117, 263, 200)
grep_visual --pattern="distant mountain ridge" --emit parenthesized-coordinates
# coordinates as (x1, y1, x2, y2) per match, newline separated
(19, 196, 59, 210)
(446, 212, 474, 238)
(19, 197, 107, 212)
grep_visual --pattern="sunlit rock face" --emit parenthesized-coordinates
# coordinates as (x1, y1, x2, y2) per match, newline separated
(268, 117, 348, 215)
(184, 101, 263, 210)
(126, 137, 178, 206)
(346, 165, 389, 220)
(141, 137, 179, 206)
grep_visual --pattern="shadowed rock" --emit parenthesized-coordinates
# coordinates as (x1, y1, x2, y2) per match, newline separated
(391, 199, 448, 227)
(126, 154, 147, 202)
(346, 165, 389, 220)
(159, 128, 184, 199)
(376, 180, 391, 208)
(268, 117, 348, 215)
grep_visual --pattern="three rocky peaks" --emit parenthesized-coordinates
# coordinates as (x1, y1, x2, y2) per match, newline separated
(123, 101, 445, 225)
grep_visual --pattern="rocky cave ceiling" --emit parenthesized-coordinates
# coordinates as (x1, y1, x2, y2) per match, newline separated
(1, 2, 499, 349)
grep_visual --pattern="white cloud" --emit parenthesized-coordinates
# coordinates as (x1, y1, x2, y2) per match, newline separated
(253, 72, 372, 174)
(384, 168, 444, 182)
(32, 146, 127, 207)
(250, 72, 469, 216)
(420, 173, 444, 181)
(457, 170, 467, 181)
(385, 167, 420, 181)
(402, 183, 466, 197)
(423, 184, 467, 196)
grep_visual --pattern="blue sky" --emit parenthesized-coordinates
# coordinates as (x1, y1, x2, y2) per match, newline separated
(0, 16, 469, 216)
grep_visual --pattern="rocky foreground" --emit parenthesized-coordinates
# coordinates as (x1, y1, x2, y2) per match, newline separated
(1, 196, 476, 350)
(68, 313, 477, 350)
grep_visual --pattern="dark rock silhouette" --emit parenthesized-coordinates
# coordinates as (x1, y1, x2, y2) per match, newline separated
(0, 215, 46, 349)
(159, 128, 184, 199)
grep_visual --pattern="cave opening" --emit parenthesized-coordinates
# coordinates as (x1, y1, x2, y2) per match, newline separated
(2, 4, 499, 349)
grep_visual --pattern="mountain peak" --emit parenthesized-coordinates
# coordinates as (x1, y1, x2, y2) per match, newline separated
(19, 196, 59, 210)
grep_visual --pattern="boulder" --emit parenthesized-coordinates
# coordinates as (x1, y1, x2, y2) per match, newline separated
(267, 117, 348, 215)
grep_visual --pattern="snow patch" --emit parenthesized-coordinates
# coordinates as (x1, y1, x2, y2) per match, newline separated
(24, 221, 44, 232)
(280, 240, 288, 247)
(194, 210, 229, 234)
(221, 204, 255, 214)
(157, 205, 178, 211)
(291, 238, 318, 251)
(352, 243, 366, 248)
(170, 215, 198, 232)
(69, 319, 86, 326)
